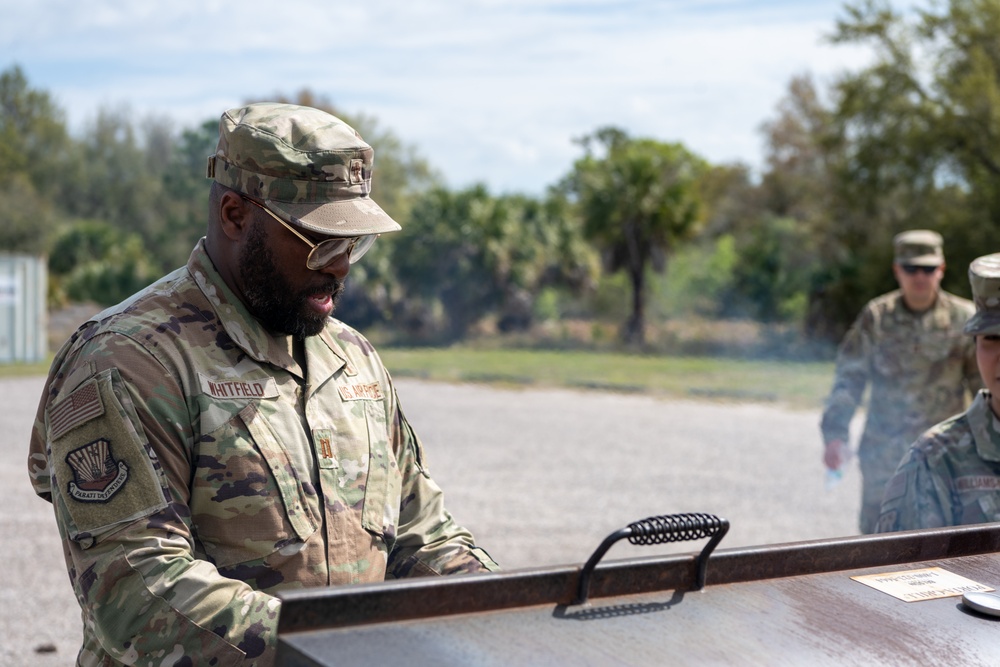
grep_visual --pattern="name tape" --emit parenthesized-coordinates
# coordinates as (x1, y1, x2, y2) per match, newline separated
(199, 373, 279, 399)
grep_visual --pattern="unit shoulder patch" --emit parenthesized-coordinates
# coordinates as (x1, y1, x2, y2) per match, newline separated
(65, 438, 129, 503)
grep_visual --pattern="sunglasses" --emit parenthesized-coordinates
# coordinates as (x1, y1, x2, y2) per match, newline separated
(900, 264, 939, 275)
(242, 197, 377, 270)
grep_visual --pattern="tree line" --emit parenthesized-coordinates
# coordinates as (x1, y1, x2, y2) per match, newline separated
(3, 0, 1000, 354)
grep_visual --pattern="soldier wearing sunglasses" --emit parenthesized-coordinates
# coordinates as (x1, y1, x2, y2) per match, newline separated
(820, 229, 981, 534)
(877, 253, 1000, 531)
(28, 103, 498, 666)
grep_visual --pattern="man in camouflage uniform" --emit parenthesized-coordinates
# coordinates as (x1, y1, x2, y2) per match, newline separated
(27, 103, 498, 667)
(877, 253, 1000, 531)
(820, 230, 980, 534)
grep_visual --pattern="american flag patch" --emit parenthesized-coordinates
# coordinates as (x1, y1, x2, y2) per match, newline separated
(49, 379, 105, 440)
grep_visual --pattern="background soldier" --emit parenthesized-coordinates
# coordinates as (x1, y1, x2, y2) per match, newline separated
(877, 253, 1000, 531)
(820, 229, 980, 533)
(27, 103, 498, 666)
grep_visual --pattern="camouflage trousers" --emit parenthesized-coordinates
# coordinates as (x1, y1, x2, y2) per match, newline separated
(858, 438, 911, 534)
(859, 467, 893, 534)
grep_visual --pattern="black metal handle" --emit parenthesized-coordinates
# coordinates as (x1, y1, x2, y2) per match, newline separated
(573, 512, 729, 605)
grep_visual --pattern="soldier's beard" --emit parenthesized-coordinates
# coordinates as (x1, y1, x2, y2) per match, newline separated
(239, 220, 344, 338)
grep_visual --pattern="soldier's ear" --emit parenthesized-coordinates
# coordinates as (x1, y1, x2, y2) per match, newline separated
(218, 191, 252, 241)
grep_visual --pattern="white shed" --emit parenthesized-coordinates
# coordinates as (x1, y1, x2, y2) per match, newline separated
(0, 254, 47, 364)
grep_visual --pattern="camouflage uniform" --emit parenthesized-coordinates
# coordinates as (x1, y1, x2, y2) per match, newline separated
(27, 103, 497, 667)
(820, 289, 979, 533)
(876, 390, 1000, 531)
(876, 252, 1000, 532)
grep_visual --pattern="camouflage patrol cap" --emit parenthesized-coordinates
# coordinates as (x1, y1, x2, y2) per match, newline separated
(893, 229, 944, 267)
(964, 253, 1000, 336)
(206, 102, 401, 237)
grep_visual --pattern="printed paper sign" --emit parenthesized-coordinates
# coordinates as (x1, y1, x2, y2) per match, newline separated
(851, 566, 994, 602)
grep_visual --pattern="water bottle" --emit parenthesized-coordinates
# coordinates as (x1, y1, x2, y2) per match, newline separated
(825, 440, 851, 490)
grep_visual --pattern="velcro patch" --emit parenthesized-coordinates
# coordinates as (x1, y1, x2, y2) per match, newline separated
(49, 370, 167, 542)
(338, 382, 384, 401)
(48, 379, 104, 441)
(198, 372, 278, 399)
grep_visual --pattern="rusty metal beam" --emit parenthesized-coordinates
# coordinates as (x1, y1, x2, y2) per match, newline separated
(277, 524, 1000, 635)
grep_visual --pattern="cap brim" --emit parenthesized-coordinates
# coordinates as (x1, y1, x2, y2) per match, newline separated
(964, 311, 1000, 335)
(268, 197, 402, 236)
(897, 254, 943, 267)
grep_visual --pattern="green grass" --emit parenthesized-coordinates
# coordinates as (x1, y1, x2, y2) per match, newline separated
(0, 358, 51, 378)
(2, 347, 837, 409)
(381, 347, 835, 410)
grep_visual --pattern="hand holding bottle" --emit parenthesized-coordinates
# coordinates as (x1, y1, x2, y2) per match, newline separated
(823, 439, 851, 490)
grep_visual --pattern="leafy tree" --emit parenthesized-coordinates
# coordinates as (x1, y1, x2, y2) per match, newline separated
(58, 107, 168, 243)
(0, 64, 69, 253)
(391, 185, 596, 341)
(752, 75, 852, 333)
(652, 234, 738, 319)
(0, 173, 57, 255)
(156, 118, 218, 269)
(48, 221, 158, 306)
(723, 215, 816, 322)
(563, 127, 708, 346)
(794, 0, 1000, 339)
(391, 185, 503, 340)
(0, 65, 71, 191)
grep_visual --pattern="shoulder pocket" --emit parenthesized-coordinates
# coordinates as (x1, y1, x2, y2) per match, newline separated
(47, 370, 167, 544)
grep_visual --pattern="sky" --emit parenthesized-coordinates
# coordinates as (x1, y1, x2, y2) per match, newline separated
(2, 1, 920, 196)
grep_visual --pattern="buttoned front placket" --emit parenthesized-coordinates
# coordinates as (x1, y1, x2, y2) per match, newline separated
(303, 330, 384, 584)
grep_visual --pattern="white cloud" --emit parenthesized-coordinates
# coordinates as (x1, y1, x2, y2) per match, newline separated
(2, 0, 899, 194)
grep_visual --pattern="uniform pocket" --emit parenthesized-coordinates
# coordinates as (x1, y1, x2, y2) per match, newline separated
(190, 403, 318, 568)
(326, 391, 402, 541)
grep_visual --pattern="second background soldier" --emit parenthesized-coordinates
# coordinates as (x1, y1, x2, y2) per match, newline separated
(820, 230, 981, 533)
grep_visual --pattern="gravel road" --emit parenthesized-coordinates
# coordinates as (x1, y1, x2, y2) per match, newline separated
(0, 375, 860, 666)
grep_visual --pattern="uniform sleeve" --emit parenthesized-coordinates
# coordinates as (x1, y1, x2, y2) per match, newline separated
(820, 307, 874, 445)
(384, 386, 499, 578)
(35, 333, 280, 666)
(874, 442, 951, 532)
